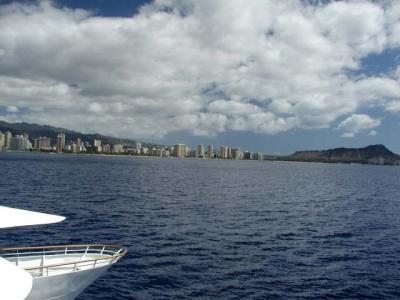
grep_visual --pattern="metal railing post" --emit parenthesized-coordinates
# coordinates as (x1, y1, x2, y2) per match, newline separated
(40, 255, 44, 277)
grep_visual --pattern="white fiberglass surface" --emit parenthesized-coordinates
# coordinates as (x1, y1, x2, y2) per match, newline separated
(0, 257, 33, 300)
(0, 205, 65, 228)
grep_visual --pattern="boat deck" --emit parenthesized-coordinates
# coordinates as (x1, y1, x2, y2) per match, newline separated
(0, 244, 127, 278)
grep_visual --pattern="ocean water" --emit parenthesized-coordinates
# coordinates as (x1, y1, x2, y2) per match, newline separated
(1, 152, 400, 299)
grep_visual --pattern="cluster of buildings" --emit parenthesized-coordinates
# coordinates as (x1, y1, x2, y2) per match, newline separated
(44, 134, 129, 154)
(0, 131, 138, 154)
(171, 144, 264, 160)
(138, 143, 264, 160)
(0, 131, 32, 151)
(0, 130, 265, 161)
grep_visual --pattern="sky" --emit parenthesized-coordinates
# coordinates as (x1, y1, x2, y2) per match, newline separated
(0, 0, 400, 154)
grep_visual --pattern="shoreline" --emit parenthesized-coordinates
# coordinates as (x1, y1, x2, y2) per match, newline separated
(0, 150, 398, 167)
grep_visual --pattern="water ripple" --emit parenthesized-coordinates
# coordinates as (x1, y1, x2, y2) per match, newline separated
(0, 152, 400, 299)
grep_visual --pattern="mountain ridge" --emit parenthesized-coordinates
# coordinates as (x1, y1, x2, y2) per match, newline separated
(287, 144, 400, 165)
(0, 120, 163, 147)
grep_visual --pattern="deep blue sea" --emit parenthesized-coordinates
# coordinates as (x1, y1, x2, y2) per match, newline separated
(1, 152, 400, 299)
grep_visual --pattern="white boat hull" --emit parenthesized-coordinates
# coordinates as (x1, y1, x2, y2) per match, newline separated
(0, 244, 126, 300)
(27, 264, 111, 300)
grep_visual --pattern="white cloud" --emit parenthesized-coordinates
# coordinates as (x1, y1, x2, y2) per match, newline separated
(385, 98, 400, 112)
(337, 114, 381, 138)
(6, 105, 18, 113)
(0, 0, 399, 139)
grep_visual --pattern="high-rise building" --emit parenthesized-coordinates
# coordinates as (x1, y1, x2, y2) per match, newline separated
(189, 149, 197, 158)
(174, 144, 187, 158)
(232, 148, 241, 160)
(227, 147, 232, 159)
(220, 145, 229, 159)
(128, 141, 142, 155)
(75, 138, 82, 152)
(93, 139, 101, 147)
(102, 144, 111, 153)
(207, 144, 213, 159)
(112, 144, 124, 153)
(93, 139, 102, 152)
(252, 152, 263, 160)
(134, 141, 141, 151)
(56, 133, 65, 153)
(197, 144, 204, 158)
(71, 143, 79, 153)
(4, 131, 12, 150)
(10, 135, 31, 151)
(0, 131, 4, 150)
(35, 137, 51, 151)
(243, 151, 251, 160)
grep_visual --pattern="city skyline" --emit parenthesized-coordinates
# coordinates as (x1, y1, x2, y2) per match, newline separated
(0, 128, 266, 160)
(2, 127, 398, 166)
(1, 1, 400, 154)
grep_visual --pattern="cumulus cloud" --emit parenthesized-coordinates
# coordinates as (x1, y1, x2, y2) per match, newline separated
(6, 105, 19, 113)
(0, 0, 399, 139)
(386, 101, 400, 112)
(337, 114, 381, 138)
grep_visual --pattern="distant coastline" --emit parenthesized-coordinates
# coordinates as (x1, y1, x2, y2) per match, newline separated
(1, 120, 399, 166)
(1, 144, 400, 167)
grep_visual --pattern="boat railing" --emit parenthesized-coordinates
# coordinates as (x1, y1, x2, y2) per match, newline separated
(0, 244, 127, 278)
